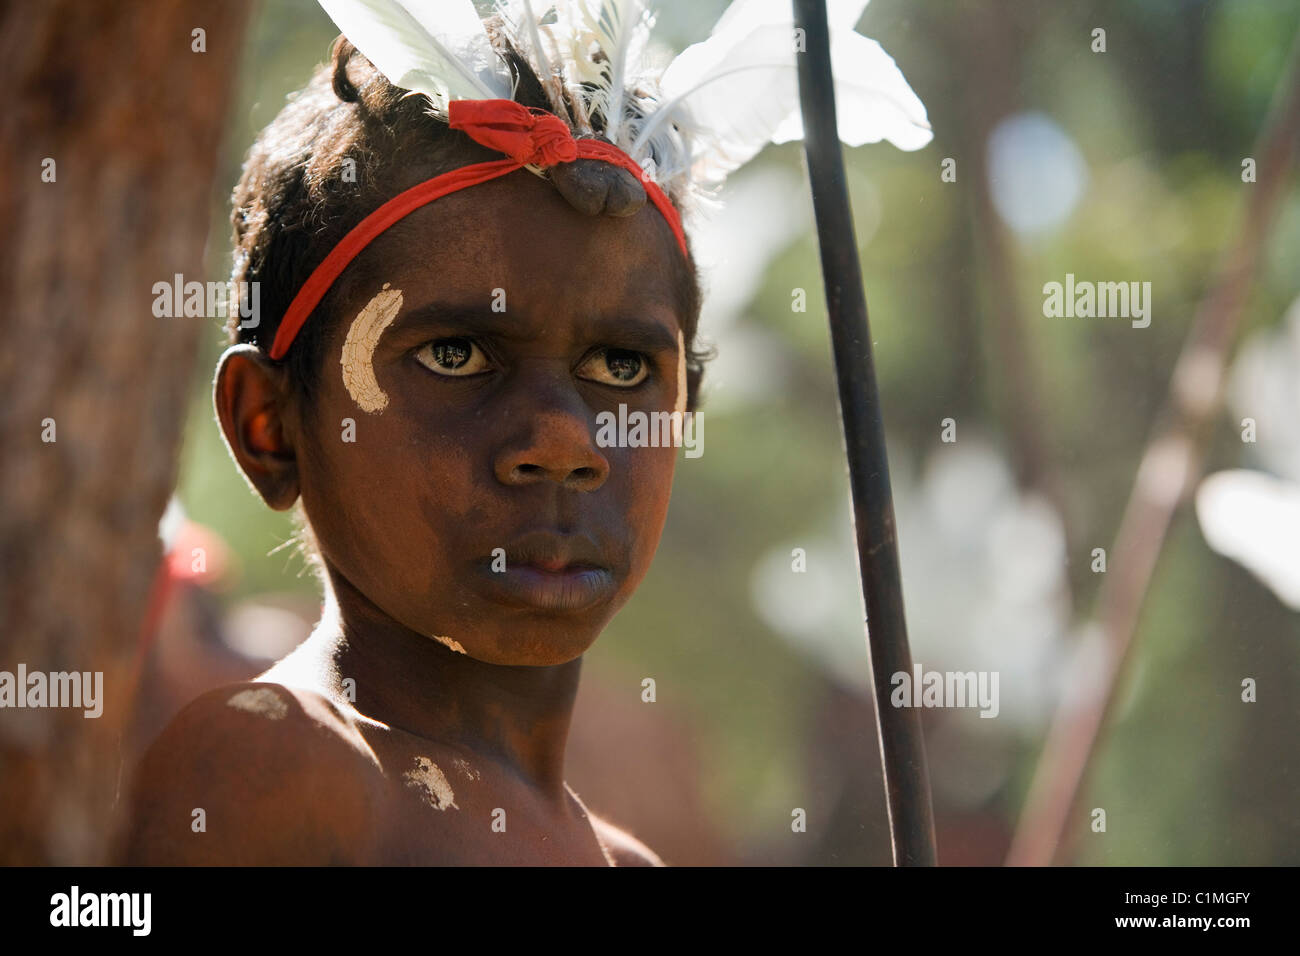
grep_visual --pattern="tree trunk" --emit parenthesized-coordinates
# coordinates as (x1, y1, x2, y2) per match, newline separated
(0, 0, 251, 865)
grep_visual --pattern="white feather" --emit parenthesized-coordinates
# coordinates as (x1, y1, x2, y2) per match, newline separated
(644, 21, 803, 184)
(312, 0, 931, 222)
(601, 1, 654, 147)
(317, 0, 511, 117)
(770, 30, 933, 151)
(634, 0, 930, 184)
(551, 0, 655, 149)
(494, 0, 571, 117)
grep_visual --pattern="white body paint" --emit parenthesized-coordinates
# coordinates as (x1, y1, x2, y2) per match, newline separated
(341, 284, 403, 413)
(226, 687, 288, 720)
(451, 757, 481, 780)
(432, 634, 467, 654)
(404, 756, 459, 810)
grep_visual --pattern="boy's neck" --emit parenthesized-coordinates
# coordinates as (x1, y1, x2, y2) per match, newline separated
(275, 572, 584, 809)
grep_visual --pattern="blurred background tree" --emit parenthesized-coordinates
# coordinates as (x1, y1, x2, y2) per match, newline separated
(0, 0, 251, 865)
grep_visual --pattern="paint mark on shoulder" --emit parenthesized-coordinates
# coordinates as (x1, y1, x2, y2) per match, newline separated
(451, 757, 481, 781)
(404, 756, 459, 811)
(226, 687, 289, 720)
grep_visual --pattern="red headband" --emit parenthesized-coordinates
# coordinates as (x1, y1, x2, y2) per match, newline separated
(267, 98, 688, 360)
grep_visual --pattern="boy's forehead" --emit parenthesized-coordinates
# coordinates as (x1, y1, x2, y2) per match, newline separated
(353, 170, 683, 313)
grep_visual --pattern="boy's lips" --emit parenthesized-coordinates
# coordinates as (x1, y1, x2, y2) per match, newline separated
(475, 531, 617, 611)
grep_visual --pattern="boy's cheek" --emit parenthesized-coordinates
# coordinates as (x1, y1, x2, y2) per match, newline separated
(297, 406, 467, 543)
(617, 446, 678, 576)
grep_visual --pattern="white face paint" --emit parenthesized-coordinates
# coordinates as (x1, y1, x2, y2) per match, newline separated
(403, 756, 459, 811)
(340, 283, 403, 413)
(226, 688, 288, 720)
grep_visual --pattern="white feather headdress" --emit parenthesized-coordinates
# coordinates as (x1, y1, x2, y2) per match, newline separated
(316, 0, 932, 220)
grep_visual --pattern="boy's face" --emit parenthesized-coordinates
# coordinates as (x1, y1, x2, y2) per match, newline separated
(284, 169, 688, 666)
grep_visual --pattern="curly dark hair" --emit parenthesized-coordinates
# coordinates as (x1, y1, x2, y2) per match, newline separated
(227, 34, 710, 411)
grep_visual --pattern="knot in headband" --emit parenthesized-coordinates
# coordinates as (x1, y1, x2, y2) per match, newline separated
(448, 99, 579, 167)
(268, 98, 688, 361)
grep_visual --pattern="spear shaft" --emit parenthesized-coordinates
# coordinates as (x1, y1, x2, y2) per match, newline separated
(792, 0, 937, 866)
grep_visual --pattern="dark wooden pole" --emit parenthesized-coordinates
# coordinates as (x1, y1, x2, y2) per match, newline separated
(792, 0, 937, 866)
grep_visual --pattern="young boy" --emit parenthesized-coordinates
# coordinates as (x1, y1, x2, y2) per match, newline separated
(118, 28, 708, 865)
(116, 0, 930, 866)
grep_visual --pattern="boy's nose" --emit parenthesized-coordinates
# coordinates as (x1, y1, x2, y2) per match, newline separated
(492, 381, 610, 492)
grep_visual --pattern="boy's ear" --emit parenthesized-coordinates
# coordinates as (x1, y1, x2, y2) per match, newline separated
(214, 345, 300, 510)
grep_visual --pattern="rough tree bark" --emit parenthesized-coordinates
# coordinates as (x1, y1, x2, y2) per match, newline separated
(0, 0, 251, 865)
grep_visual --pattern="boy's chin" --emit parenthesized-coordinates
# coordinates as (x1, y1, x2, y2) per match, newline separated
(435, 620, 609, 667)
(408, 590, 632, 666)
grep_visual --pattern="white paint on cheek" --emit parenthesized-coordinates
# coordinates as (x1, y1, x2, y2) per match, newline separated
(226, 688, 288, 720)
(404, 756, 459, 810)
(341, 283, 404, 413)
(432, 634, 466, 654)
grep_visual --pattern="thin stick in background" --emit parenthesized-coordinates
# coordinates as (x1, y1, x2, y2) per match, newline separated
(1007, 29, 1300, 868)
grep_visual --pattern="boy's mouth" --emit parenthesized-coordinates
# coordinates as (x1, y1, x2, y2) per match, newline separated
(476, 531, 617, 612)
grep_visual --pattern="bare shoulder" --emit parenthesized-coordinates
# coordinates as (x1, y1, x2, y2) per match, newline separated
(592, 816, 666, 867)
(117, 681, 382, 865)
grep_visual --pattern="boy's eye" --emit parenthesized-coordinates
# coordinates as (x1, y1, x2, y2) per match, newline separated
(415, 338, 490, 376)
(576, 348, 649, 387)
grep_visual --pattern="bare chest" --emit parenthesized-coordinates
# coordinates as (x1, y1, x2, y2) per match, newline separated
(350, 733, 612, 866)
